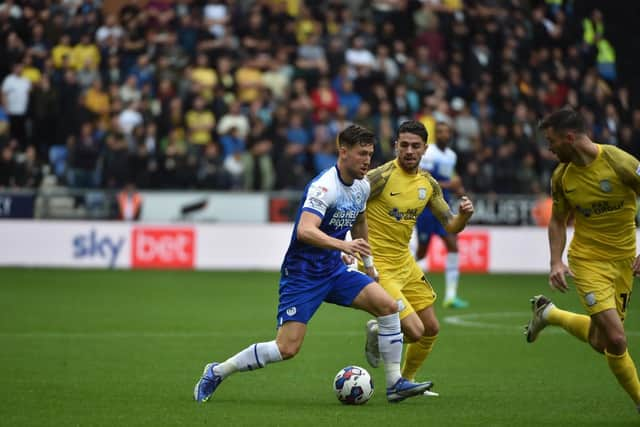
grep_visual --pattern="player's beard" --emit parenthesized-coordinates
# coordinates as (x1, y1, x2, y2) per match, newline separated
(400, 156, 419, 173)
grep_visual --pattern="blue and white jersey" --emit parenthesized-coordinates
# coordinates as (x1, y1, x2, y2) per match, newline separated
(282, 166, 370, 276)
(419, 144, 457, 202)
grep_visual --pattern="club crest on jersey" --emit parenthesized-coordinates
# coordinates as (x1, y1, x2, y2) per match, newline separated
(599, 179, 612, 193)
(418, 188, 427, 200)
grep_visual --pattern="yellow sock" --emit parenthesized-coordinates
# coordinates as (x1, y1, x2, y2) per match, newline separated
(605, 350, 640, 405)
(546, 307, 590, 342)
(401, 335, 437, 381)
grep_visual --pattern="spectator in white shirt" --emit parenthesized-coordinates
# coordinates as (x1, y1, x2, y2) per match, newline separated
(1, 62, 31, 147)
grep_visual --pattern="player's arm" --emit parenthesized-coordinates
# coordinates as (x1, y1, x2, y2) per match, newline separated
(297, 181, 371, 257)
(297, 212, 371, 256)
(548, 167, 573, 292)
(426, 175, 473, 233)
(350, 211, 378, 279)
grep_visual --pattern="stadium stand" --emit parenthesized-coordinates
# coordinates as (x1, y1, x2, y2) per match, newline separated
(0, 0, 638, 195)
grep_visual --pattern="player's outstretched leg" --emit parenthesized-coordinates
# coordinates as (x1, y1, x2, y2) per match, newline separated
(364, 319, 380, 368)
(525, 295, 553, 343)
(525, 295, 591, 343)
(194, 363, 223, 403)
(194, 340, 283, 402)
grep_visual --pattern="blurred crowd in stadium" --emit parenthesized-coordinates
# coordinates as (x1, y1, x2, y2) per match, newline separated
(0, 0, 637, 194)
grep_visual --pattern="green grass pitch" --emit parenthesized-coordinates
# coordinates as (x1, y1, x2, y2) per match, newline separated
(0, 268, 638, 426)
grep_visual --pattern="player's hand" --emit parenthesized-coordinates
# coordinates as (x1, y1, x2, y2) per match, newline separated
(549, 261, 573, 292)
(343, 238, 371, 257)
(632, 255, 640, 276)
(458, 196, 474, 217)
(364, 265, 379, 282)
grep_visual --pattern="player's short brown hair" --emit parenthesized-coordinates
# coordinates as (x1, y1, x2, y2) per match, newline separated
(397, 120, 428, 143)
(337, 124, 375, 148)
(539, 107, 588, 134)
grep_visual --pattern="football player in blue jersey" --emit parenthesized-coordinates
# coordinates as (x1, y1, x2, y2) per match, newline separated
(194, 124, 433, 403)
(415, 121, 469, 308)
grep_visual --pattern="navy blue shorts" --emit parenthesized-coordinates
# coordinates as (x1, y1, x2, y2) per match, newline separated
(416, 208, 447, 244)
(277, 263, 374, 326)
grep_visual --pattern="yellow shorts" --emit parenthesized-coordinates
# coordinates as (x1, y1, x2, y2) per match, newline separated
(376, 255, 437, 320)
(569, 256, 634, 321)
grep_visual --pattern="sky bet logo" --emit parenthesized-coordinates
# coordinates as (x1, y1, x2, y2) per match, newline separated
(72, 229, 125, 268)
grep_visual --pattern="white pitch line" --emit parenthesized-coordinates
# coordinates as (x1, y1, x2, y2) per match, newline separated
(443, 311, 640, 336)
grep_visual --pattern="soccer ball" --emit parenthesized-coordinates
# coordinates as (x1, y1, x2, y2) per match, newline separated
(333, 365, 374, 405)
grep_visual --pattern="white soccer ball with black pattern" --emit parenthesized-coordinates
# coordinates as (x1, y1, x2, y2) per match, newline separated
(333, 365, 374, 405)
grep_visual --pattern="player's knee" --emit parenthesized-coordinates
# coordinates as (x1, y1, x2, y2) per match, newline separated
(375, 296, 398, 316)
(277, 341, 301, 360)
(404, 323, 424, 342)
(423, 320, 439, 337)
(605, 333, 627, 354)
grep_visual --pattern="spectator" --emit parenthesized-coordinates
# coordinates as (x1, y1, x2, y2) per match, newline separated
(2, 62, 31, 149)
(116, 183, 142, 221)
(217, 101, 250, 140)
(185, 96, 215, 151)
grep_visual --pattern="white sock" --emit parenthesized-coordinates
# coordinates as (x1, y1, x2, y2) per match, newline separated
(377, 312, 403, 387)
(213, 340, 283, 379)
(445, 252, 459, 301)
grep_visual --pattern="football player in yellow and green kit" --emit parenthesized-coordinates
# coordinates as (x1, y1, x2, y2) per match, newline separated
(526, 107, 640, 412)
(362, 120, 474, 388)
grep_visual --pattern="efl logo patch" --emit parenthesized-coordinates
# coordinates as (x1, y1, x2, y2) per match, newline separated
(585, 292, 597, 307)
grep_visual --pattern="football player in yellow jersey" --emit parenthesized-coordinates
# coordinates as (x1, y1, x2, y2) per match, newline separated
(362, 120, 474, 387)
(526, 108, 640, 412)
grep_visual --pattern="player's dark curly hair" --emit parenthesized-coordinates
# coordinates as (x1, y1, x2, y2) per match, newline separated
(538, 107, 588, 134)
(397, 120, 428, 143)
(337, 124, 375, 148)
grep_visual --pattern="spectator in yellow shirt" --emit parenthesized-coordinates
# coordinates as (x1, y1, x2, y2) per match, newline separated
(51, 34, 72, 69)
(71, 34, 100, 71)
(186, 96, 215, 149)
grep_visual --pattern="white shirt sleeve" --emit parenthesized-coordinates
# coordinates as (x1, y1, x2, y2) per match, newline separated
(302, 177, 337, 218)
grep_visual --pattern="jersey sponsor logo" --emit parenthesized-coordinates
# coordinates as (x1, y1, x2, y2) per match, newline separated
(328, 210, 358, 228)
(426, 231, 489, 273)
(72, 229, 125, 268)
(418, 188, 427, 200)
(132, 227, 195, 269)
(599, 179, 612, 193)
(575, 200, 624, 217)
(388, 207, 418, 221)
